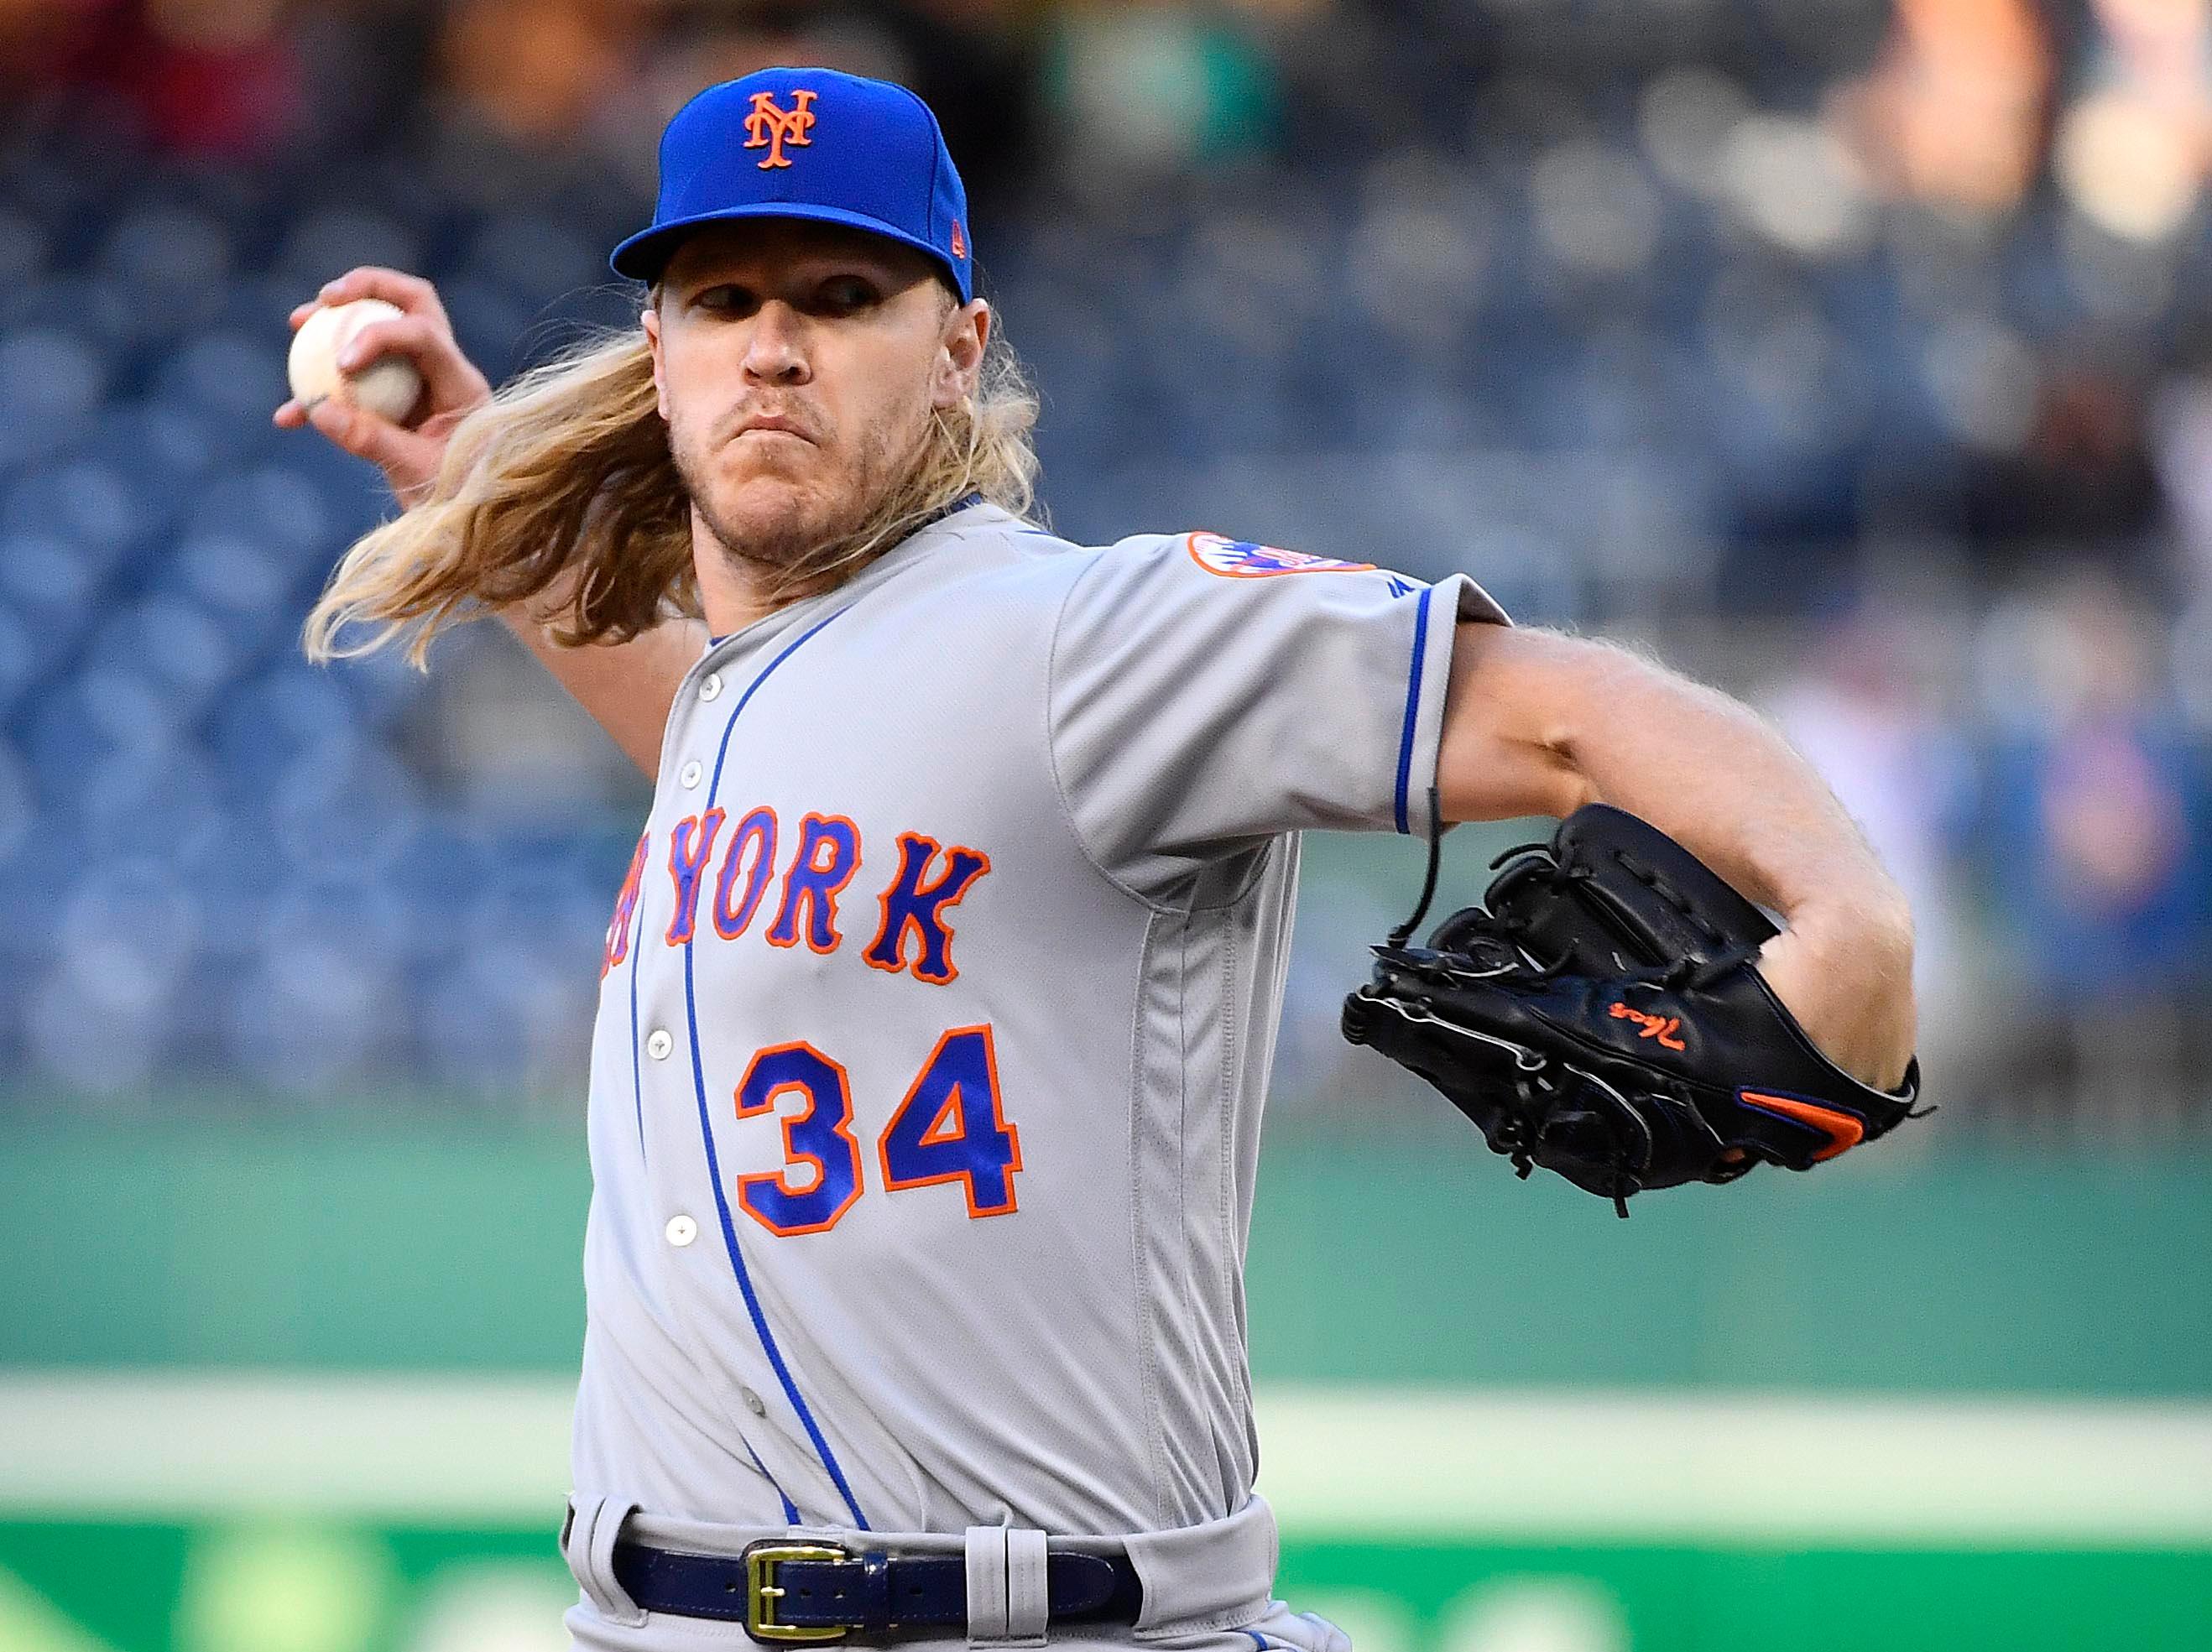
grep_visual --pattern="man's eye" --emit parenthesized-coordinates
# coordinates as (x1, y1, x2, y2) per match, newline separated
(816, 279, 878, 312)
(696, 285, 754, 313)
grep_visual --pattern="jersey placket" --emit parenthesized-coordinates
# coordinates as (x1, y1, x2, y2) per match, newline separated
(669, 609, 873, 1531)
(606, 775, 789, 1519)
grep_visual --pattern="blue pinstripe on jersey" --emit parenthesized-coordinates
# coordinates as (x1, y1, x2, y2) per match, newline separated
(629, 876, 650, 1162)
(681, 605, 872, 1530)
(743, 1436, 801, 1525)
(1393, 583, 1437, 835)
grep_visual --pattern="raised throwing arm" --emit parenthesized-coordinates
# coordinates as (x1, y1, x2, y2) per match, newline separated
(277, 266, 702, 777)
(1433, 622, 1917, 1092)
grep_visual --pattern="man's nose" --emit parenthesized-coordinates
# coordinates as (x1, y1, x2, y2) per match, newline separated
(743, 301, 810, 383)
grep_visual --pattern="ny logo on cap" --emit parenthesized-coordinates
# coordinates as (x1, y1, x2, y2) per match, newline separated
(743, 89, 817, 169)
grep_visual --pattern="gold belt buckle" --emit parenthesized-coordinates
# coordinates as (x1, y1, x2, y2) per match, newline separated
(743, 1541, 852, 1644)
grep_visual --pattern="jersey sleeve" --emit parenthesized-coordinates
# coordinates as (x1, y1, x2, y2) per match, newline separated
(1046, 531, 1509, 896)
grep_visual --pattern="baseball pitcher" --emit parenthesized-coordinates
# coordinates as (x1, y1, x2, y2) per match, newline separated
(276, 68, 1920, 1652)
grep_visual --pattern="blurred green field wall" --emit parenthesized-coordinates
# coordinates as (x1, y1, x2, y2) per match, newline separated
(1, 1121, 2208, 1391)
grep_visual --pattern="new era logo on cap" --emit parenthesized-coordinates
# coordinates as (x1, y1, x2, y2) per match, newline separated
(610, 66, 975, 301)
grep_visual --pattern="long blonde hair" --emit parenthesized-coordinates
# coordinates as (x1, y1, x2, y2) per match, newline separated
(303, 297, 1041, 666)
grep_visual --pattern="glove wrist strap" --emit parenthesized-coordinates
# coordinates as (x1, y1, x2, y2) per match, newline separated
(1387, 784, 1446, 948)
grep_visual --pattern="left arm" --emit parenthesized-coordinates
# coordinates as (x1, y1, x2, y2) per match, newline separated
(1433, 622, 1916, 1092)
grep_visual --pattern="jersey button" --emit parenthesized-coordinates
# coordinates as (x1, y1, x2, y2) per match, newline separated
(645, 1029, 674, 1061)
(699, 673, 723, 703)
(679, 760, 702, 790)
(741, 1387, 767, 1416)
(665, 1215, 697, 1248)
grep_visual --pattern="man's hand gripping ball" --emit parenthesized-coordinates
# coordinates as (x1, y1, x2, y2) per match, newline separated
(1342, 804, 1928, 1216)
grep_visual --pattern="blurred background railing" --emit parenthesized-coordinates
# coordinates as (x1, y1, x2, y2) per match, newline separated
(2, 6, 2209, 1652)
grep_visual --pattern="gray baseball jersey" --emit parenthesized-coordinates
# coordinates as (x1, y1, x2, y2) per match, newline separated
(567, 501, 1503, 1644)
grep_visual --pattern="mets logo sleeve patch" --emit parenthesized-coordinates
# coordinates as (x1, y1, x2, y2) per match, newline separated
(1048, 531, 1507, 899)
(1185, 532, 1376, 578)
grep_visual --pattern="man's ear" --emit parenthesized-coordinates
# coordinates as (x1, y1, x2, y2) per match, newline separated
(932, 299, 990, 409)
(642, 297, 670, 421)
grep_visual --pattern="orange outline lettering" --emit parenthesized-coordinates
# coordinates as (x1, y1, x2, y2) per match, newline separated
(664, 810, 726, 946)
(767, 812, 862, 955)
(733, 1040, 863, 1236)
(712, 805, 780, 941)
(863, 832, 992, 984)
(876, 1024, 1023, 1218)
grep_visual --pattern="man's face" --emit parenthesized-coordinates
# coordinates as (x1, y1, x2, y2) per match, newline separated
(643, 220, 987, 572)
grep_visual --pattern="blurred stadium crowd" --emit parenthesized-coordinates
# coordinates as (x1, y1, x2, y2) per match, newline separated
(1, 0, 2209, 1140)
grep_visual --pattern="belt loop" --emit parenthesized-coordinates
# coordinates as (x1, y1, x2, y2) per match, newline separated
(563, 1493, 648, 1627)
(1004, 1529, 1049, 1643)
(963, 1524, 1050, 1649)
(963, 1525, 1009, 1643)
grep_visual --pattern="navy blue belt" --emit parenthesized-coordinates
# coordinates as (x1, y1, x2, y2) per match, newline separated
(611, 1538, 1145, 1644)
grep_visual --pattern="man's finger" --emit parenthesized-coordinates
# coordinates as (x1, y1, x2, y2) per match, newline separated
(337, 313, 486, 410)
(315, 266, 449, 324)
(273, 399, 308, 428)
(306, 396, 435, 484)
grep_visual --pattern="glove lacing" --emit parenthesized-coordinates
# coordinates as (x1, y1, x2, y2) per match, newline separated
(1387, 785, 1449, 949)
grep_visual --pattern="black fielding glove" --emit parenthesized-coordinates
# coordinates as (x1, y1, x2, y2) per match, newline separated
(1342, 800, 1928, 1217)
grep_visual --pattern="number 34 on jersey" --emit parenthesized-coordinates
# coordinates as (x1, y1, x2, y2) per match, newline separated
(600, 811, 1021, 1238)
(730, 1025, 1022, 1238)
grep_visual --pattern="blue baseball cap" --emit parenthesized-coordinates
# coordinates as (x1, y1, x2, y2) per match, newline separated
(610, 67, 974, 302)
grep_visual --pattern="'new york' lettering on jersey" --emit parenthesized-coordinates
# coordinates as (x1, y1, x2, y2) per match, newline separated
(604, 813, 994, 982)
(573, 502, 1504, 1556)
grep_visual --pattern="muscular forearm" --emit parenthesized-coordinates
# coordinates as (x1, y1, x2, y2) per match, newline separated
(1437, 625, 1916, 1087)
(1448, 630, 1896, 915)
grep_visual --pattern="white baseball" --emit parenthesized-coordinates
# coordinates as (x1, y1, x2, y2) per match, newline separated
(287, 297, 425, 424)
